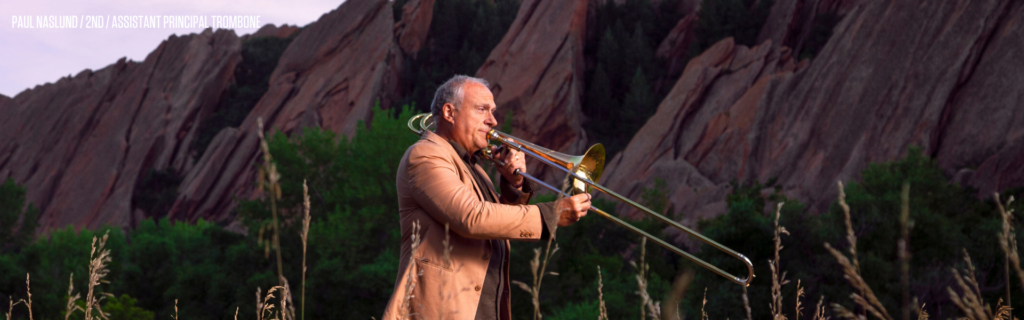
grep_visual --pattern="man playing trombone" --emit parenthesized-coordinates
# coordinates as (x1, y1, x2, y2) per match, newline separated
(382, 75, 592, 320)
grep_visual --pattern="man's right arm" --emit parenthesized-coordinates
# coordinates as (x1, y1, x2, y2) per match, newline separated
(406, 143, 547, 241)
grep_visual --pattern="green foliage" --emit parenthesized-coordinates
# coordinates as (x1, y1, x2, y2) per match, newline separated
(641, 178, 670, 215)
(512, 188, 679, 319)
(0, 226, 128, 320)
(396, 0, 520, 112)
(822, 147, 1018, 316)
(0, 177, 39, 251)
(121, 218, 260, 320)
(683, 178, 810, 319)
(582, 0, 684, 158)
(547, 300, 599, 320)
(101, 294, 155, 320)
(131, 168, 183, 217)
(236, 103, 418, 318)
(1, 104, 419, 320)
(684, 147, 1024, 319)
(694, 0, 773, 52)
(191, 33, 298, 160)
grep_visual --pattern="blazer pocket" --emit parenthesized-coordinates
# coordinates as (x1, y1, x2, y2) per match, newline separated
(417, 257, 454, 272)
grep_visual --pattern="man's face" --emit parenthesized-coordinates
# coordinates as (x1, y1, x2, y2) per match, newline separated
(444, 81, 497, 154)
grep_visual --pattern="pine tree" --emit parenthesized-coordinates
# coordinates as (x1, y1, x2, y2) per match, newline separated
(0, 177, 39, 250)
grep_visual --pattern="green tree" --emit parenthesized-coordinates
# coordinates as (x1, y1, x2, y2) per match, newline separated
(191, 32, 299, 160)
(131, 168, 183, 218)
(102, 294, 155, 320)
(395, 0, 521, 112)
(0, 177, 39, 251)
(236, 104, 418, 318)
(694, 0, 773, 52)
(683, 147, 1024, 319)
(581, 0, 683, 159)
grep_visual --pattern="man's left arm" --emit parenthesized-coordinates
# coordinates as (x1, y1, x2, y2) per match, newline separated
(499, 176, 559, 241)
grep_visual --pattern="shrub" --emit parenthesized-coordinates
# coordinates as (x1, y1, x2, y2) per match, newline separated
(683, 147, 1024, 319)
(0, 177, 39, 251)
(236, 103, 418, 318)
(131, 168, 183, 218)
(101, 294, 155, 320)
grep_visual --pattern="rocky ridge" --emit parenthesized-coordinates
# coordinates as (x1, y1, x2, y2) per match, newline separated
(0, 29, 241, 230)
(601, 0, 1024, 244)
(169, 0, 403, 223)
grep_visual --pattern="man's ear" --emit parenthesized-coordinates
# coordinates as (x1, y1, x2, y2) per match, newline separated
(443, 103, 456, 123)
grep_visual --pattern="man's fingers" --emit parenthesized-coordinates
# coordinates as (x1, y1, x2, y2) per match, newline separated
(572, 193, 591, 204)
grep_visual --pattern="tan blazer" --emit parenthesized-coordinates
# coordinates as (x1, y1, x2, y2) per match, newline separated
(382, 130, 546, 320)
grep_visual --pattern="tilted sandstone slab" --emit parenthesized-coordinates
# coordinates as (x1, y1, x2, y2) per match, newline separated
(601, 38, 804, 247)
(476, 0, 589, 182)
(933, 0, 1024, 196)
(656, 13, 699, 81)
(393, 0, 436, 57)
(169, 0, 402, 222)
(746, 0, 1024, 209)
(0, 29, 241, 231)
(604, 0, 1024, 238)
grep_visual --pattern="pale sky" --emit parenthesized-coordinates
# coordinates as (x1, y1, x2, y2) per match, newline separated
(1, 0, 346, 97)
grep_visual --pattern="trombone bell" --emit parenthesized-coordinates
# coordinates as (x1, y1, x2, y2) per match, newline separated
(486, 130, 605, 196)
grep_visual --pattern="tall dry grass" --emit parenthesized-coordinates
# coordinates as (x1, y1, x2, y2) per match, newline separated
(770, 202, 790, 320)
(997, 193, 1021, 299)
(597, 266, 609, 320)
(398, 220, 422, 320)
(300, 180, 311, 320)
(824, 181, 893, 320)
(947, 250, 1011, 320)
(256, 117, 285, 285)
(661, 269, 694, 320)
(58, 231, 114, 320)
(513, 238, 560, 320)
(634, 237, 656, 319)
(5, 274, 32, 320)
(898, 182, 912, 320)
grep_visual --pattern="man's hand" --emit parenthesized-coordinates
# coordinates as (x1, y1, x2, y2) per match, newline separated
(556, 193, 592, 227)
(491, 145, 526, 188)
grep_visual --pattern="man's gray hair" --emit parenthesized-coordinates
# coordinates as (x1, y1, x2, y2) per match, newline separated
(430, 75, 490, 118)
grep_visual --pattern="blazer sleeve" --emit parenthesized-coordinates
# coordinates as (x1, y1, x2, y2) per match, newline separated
(406, 143, 545, 241)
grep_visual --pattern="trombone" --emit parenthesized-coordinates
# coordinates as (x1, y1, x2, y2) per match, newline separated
(407, 113, 754, 286)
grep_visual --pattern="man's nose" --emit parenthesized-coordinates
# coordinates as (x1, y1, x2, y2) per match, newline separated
(485, 111, 497, 127)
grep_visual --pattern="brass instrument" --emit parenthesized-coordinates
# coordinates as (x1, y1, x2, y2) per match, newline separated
(407, 113, 754, 286)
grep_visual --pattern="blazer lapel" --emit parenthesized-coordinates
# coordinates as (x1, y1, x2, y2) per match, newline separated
(423, 131, 487, 201)
(473, 165, 500, 201)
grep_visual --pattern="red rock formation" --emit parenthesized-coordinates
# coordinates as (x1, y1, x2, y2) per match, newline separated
(0, 29, 241, 231)
(603, 0, 1024, 236)
(933, 0, 1024, 196)
(393, 0, 436, 57)
(656, 13, 698, 80)
(169, 0, 402, 222)
(757, 0, 803, 50)
(601, 37, 804, 246)
(476, 0, 589, 182)
(242, 24, 300, 41)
